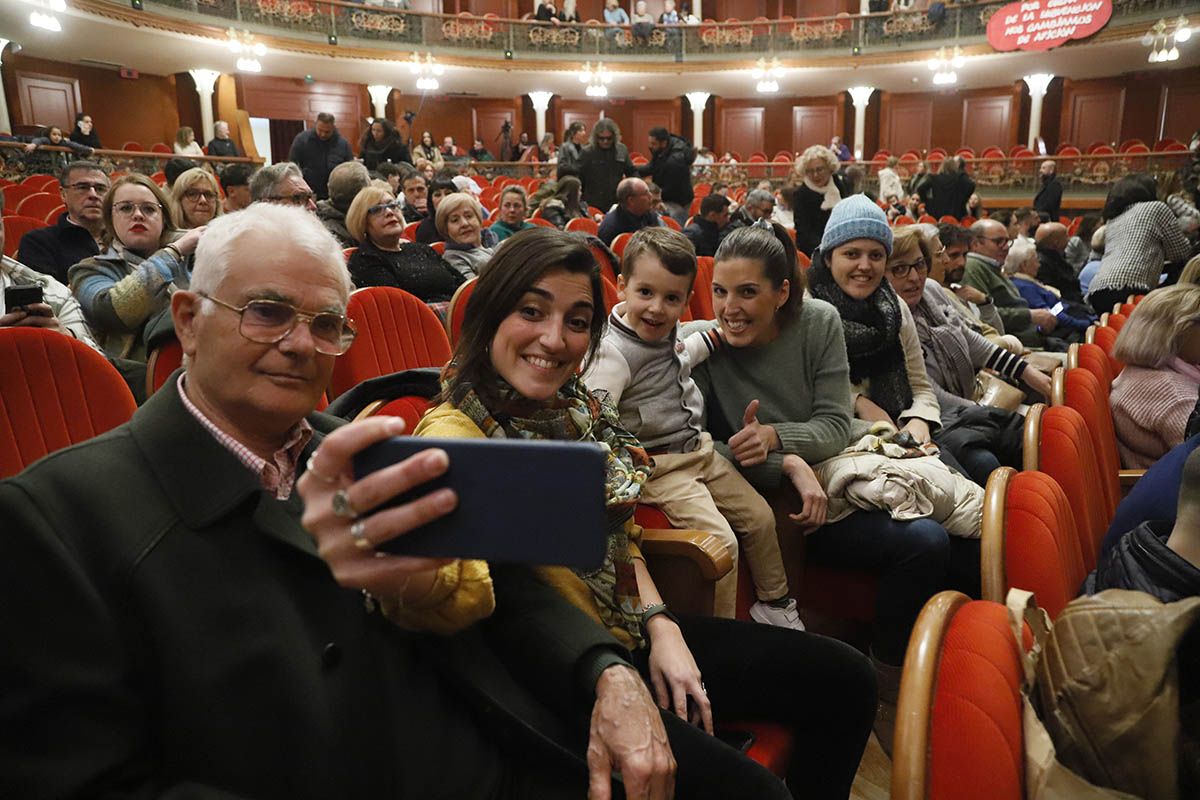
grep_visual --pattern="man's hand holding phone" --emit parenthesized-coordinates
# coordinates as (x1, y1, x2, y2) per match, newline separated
(1, 285, 67, 337)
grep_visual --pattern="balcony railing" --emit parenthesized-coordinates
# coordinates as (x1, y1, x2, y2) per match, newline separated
(121, 0, 1190, 61)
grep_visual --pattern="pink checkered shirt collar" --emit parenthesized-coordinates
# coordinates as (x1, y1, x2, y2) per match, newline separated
(177, 374, 313, 500)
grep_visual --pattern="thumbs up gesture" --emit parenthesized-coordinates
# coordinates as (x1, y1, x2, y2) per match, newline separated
(728, 399, 781, 467)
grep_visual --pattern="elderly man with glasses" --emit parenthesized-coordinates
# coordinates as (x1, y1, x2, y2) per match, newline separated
(0, 202, 679, 800)
(962, 218, 1061, 349)
(17, 160, 109, 284)
(249, 161, 318, 213)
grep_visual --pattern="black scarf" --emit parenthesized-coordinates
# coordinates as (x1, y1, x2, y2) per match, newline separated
(807, 248, 914, 420)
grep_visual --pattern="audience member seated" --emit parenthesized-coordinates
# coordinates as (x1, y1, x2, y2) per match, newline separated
(411, 130, 444, 171)
(730, 189, 775, 230)
(414, 158, 436, 184)
(1005, 206, 1040, 242)
(22, 125, 93, 173)
(70, 111, 101, 149)
(316, 161, 371, 248)
(790, 145, 845, 257)
(1005, 238, 1095, 341)
(437, 193, 495, 280)
(376, 161, 408, 194)
(346, 186, 461, 304)
(578, 119, 637, 215)
(1033, 222, 1087, 307)
(771, 188, 794, 230)
(918, 156, 974, 220)
(585, 227, 801, 627)
(1084, 447, 1200, 601)
(962, 218, 1061, 350)
(885, 227, 1051, 485)
(932, 222, 1017, 351)
(1101, 403, 1200, 558)
(1110, 284, 1200, 468)
(69, 174, 197, 363)
(829, 136, 851, 162)
(173, 125, 204, 158)
(1077, 224, 1106, 297)
(598, 178, 662, 246)
(219, 162, 255, 214)
(0, 191, 98, 349)
(690, 220, 969, 753)
(638, 127, 694, 226)
(205, 120, 240, 158)
(413, 178, 457, 244)
(684, 194, 732, 258)
(170, 167, 222, 230)
(0, 203, 684, 799)
(17, 160, 107, 285)
(400, 173, 429, 224)
(467, 139, 494, 163)
(1065, 213, 1102, 273)
(536, 175, 590, 228)
(249, 161, 317, 213)
(415, 225, 876, 797)
(1089, 174, 1195, 315)
(490, 186, 536, 242)
(359, 118, 410, 171)
(163, 157, 198, 189)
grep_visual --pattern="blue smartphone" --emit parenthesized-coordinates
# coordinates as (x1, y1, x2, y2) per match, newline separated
(353, 436, 608, 569)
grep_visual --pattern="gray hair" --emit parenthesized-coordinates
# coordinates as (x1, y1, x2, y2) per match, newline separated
(745, 188, 775, 208)
(798, 145, 838, 174)
(249, 162, 303, 203)
(191, 204, 350, 301)
(1003, 237, 1036, 276)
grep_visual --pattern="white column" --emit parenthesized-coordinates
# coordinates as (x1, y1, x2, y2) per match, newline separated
(188, 69, 221, 145)
(686, 91, 709, 150)
(528, 91, 553, 142)
(367, 84, 391, 121)
(0, 41, 11, 136)
(1023, 73, 1054, 150)
(848, 86, 874, 161)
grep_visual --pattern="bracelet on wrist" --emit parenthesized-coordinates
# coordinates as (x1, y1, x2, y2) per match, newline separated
(640, 602, 680, 629)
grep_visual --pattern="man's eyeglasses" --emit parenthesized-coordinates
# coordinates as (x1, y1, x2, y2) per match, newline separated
(887, 257, 928, 279)
(198, 293, 356, 356)
(367, 200, 402, 216)
(183, 189, 217, 203)
(66, 181, 109, 195)
(978, 235, 1011, 248)
(267, 191, 316, 207)
(113, 202, 162, 218)
(804, 165, 830, 176)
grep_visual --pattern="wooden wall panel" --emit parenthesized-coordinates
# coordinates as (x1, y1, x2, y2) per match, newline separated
(961, 94, 1014, 154)
(630, 102, 681, 160)
(1161, 82, 1200, 144)
(719, 106, 764, 159)
(792, 104, 839, 154)
(880, 93, 932, 154)
(14, 72, 80, 132)
(1061, 82, 1124, 148)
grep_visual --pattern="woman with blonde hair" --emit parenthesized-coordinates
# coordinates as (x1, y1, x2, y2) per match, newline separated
(1110, 284, 1200, 468)
(173, 126, 204, 158)
(170, 167, 222, 229)
(436, 193, 496, 279)
(789, 144, 846, 257)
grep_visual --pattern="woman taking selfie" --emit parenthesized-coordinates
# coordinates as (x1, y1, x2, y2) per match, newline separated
(404, 227, 873, 797)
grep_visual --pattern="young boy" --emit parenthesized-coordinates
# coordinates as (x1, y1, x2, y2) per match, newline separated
(584, 227, 802, 628)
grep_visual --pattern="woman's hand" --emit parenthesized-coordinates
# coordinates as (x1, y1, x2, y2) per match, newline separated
(587, 665, 676, 800)
(23, 142, 37, 153)
(854, 394, 895, 425)
(173, 226, 205, 256)
(900, 418, 932, 445)
(728, 399, 780, 467)
(1023, 366, 1053, 400)
(783, 453, 827, 533)
(298, 416, 456, 601)
(645, 616, 713, 734)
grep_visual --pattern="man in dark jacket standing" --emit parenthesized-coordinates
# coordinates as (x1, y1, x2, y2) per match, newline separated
(288, 112, 353, 200)
(577, 119, 637, 213)
(1033, 160, 1064, 223)
(639, 127, 694, 226)
(919, 156, 975, 219)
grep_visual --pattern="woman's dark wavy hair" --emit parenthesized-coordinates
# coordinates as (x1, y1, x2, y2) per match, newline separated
(360, 118, 402, 152)
(712, 221, 804, 324)
(1102, 173, 1157, 220)
(441, 227, 605, 406)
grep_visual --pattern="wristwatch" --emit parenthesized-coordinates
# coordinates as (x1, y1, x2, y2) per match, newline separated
(640, 602, 680, 628)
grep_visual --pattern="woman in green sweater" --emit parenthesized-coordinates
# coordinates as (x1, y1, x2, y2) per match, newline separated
(690, 221, 960, 753)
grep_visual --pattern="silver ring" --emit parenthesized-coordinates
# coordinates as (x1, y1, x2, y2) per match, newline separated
(350, 520, 371, 550)
(305, 453, 338, 485)
(332, 489, 360, 520)
(700, 683, 707, 694)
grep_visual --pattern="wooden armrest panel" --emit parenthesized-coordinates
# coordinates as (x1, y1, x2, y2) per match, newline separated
(640, 528, 733, 581)
(641, 528, 734, 618)
(1118, 469, 1146, 489)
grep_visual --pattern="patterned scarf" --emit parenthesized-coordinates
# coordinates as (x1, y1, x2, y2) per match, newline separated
(807, 250, 914, 421)
(912, 287, 976, 401)
(442, 364, 652, 647)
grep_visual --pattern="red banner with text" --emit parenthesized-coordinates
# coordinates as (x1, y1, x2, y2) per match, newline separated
(986, 0, 1113, 52)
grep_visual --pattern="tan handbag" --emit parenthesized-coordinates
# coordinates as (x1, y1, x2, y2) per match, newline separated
(974, 370, 1025, 412)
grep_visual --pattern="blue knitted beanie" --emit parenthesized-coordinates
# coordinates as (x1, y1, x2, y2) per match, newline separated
(819, 193, 893, 256)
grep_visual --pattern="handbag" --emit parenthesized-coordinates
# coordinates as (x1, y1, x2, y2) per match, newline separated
(973, 370, 1025, 411)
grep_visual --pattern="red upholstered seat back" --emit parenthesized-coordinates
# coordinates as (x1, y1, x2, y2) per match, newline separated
(1037, 406, 1106, 570)
(600, 275, 620, 315)
(1105, 312, 1127, 332)
(446, 277, 477, 347)
(1075, 342, 1113, 393)
(928, 601, 1024, 800)
(565, 217, 599, 236)
(330, 287, 452, 399)
(1002, 471, 1087, 620)
(1091, 325, 1122, 377)
(1063, 368, 1121, 517)
(146, 337, 184, 396)
(690, 256, 715, 320)
(0, 328, 137, 478)
(3, 216, 47, 258)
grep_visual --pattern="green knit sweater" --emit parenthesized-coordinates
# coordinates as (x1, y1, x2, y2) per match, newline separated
(687, 297, 853, 492)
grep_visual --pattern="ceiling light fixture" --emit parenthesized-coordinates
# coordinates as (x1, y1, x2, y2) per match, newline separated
(1144, 16, 1189, 62)
(927, 45, 964, 85)
(578, 61, 612, 97)
(752, 57, 784, 93)
(407, 52, 443, 91)
(226, 28, 266, 57)
(236, 57, 261, 72)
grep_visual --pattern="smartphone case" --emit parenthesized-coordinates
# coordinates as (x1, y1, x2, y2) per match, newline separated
(353, 436, 608, 569)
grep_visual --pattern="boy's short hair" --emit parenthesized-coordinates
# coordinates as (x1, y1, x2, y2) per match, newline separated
(700, 194, 731, 218)
(621, 226, 697, 285)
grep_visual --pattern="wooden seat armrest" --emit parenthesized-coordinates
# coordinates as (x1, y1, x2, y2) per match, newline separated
(1118, 469, 1146, 489)
(352, 399, 387, 421)
(640, 528, 733, 581)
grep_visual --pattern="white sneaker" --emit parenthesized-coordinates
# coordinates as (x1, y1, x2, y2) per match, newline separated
(749, 599, 805, 631)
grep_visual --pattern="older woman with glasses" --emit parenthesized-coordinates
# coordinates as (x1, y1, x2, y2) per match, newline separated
(437, 193, 496, 280)
(170, 167, 222, 229)
(345, 186, 463, 306)
(69, 174, 199, 363)
(789, 145, 847, 257)
(884, 227, 1051, 485)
